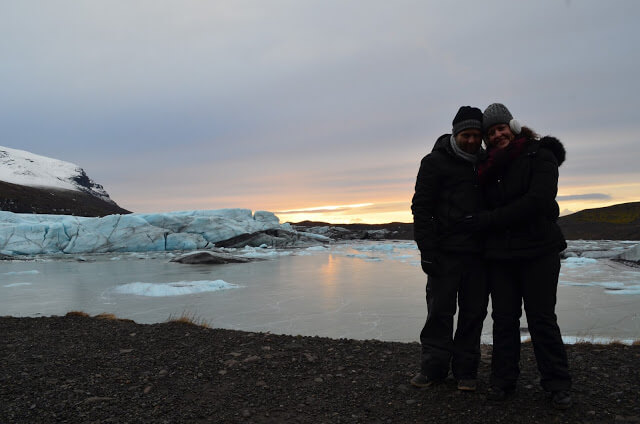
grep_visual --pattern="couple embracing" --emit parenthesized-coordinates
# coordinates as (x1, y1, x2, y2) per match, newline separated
(410, 104, 572, 409)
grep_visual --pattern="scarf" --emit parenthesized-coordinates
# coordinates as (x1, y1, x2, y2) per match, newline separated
(478, 136, 529, 184)
(449, 134, 480, 164)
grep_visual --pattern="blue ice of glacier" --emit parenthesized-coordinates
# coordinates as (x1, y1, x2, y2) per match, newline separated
(0, 209, 286, 255)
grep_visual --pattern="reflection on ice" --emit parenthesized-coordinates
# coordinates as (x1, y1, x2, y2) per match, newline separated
(112, 280, 240, 297)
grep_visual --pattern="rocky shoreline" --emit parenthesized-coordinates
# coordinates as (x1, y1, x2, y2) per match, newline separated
(2, 314, 639, 423)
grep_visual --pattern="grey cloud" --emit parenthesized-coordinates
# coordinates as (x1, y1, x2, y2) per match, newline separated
(557, 194, 612, 201)
(1, 1, 639, 213)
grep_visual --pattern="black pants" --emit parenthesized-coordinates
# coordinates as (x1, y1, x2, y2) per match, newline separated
(489, 252, 572, 392)
(420, 253, 489, 380)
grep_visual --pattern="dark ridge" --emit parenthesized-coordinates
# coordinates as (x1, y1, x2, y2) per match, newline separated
(0, 180, 131, 217)
(290, 202, 640, 241)
(558, 201, 640, 240)
(290, 221, 414, 240)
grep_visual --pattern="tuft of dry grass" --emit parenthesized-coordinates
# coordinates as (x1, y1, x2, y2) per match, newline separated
(167, 311, 211, 328)
(94, 313, 119, 320)
(65, 311, 90, 317)
(633, 340, 640, 346)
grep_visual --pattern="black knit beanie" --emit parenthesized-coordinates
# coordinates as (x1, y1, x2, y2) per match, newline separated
(452, 106, 483, 136)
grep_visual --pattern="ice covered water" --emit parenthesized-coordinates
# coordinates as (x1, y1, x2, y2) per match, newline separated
(1, 240, 639, 343)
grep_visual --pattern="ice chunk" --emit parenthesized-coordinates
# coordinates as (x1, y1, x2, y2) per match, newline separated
(306, 246, 328, 251)
(3, 270, 39, 275)
(617, 243, 640, 262)
(112, 280, 239, 297)
(562, 257, 597, 268)
(3, 282, 33, 287)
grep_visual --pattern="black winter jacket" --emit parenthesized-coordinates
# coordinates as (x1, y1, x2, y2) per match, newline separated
(412, 134, 486, 254)
(482, 135, 567, 259)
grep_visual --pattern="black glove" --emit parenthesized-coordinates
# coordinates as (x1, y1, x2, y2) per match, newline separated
(457, 212, 491, 233)
(420, 250, 441, 276)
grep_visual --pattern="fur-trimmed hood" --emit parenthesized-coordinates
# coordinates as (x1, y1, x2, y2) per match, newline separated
(539, 136, 566, 166)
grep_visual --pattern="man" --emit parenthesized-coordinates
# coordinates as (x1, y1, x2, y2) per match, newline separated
(410, 106, 489, 391)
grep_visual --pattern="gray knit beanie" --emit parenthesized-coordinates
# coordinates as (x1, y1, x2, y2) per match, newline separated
(482, 103, 514, 132)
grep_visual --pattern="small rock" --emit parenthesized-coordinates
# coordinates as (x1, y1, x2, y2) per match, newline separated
(224, 359, 239, 367)
(218, 370, 227, 375)
(256, 380, 267, 387)
(158, 369, 168, 377)
(229, 352, 242, 357)
(143, 386, 152, 394)
(84, 396, 114, 403)
(242, 409, 251, 418)
(119, 348, 133, 354)
(406, 399, 416, 405)
(243, 355, 260, 363)
(314, 377, 324, 383)
(615, 416, 640, 423)
(304, 353, 317, 362)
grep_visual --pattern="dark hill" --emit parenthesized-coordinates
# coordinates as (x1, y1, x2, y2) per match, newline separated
(0, 180, 131, 217)
(558, 201, 640, 240)
(291, 220, 414, 240)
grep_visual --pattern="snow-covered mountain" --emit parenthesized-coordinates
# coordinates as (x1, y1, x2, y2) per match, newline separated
(0, 145, 129, 216)
(0, 145, 113, 202)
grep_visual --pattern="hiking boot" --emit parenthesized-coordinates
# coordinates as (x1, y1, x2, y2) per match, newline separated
(457, 379, 477, 391)
(486, 385, 512, 401)
(410, 373, 441, 388)
(551, 390, 572, 410)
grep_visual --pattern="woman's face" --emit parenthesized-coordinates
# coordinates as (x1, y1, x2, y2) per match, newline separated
(486, 123, 515, 149)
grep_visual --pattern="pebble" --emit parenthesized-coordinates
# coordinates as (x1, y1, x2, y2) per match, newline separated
(243, 355, 260, 363)
(143, 386, 152, 394)
(406, 399, 416, 405)
(218, 370, 227, 375)
(314, 377, 324, 383)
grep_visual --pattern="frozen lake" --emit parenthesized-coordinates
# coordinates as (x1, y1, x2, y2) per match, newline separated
(2, 240, 639, 343)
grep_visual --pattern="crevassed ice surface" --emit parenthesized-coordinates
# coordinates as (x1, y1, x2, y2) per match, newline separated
(1, 240, 639, 343)
(0, 209, 287, 255)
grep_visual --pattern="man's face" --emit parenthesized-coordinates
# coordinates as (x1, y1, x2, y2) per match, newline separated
(455, 129, 483, 154)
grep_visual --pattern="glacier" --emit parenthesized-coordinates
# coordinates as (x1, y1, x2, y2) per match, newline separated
(0, 209, 299, 255)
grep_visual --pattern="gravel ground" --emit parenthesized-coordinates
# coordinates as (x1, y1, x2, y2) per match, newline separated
(1, 314, 639, 423)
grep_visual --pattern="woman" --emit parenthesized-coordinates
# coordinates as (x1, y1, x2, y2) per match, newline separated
(462, 103, 572, 409)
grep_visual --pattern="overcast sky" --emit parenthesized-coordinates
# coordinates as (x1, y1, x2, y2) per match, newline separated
(2, 1, 639, 223)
